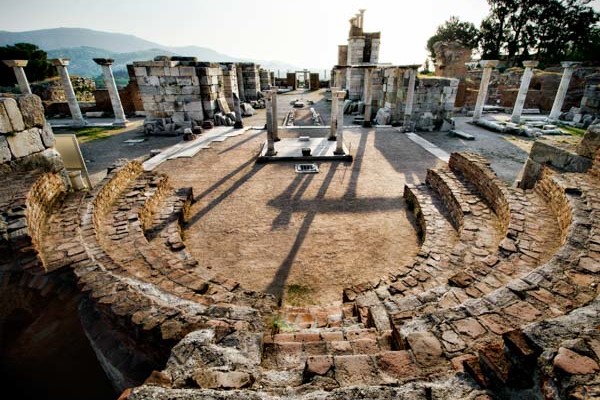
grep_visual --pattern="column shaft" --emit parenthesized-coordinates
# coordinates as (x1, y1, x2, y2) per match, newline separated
(334, 91, 346, 154)
(549, 64, 578, 120)
(403, 68, 417, 127)
(472, 60, 499, 122)
(100, 65, 127, 126)
(271, 89, 279, 141)
(511, 61, 538, 123)
(13, 67, 32, 94)
(329, 86, 340, 139)
(265, 92, 276, 156)
(55, 65, 85, 126)
(362, 68, 372, 128)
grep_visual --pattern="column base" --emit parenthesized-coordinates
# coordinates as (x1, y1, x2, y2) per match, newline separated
(362, 120, 372, 128)
(327, 135, 337, 141)
(333, 149, 346, 155)
(72, 119, 88, 128)
(112, 120, 129, 127)
(510, 115, 521, 124)
(265, 150, 278, 156)
(234, 121, 244, 129)
(273, 137, 281, 142)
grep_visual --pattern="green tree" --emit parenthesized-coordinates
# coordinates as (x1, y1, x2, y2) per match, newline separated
(479, 0, 600, 65)
(0, 43, 56, 86)
(426, 16, 479, 61)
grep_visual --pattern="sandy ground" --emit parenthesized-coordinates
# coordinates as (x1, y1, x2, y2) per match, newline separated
(70, 88, 578, 306)
(159, 126, 442, 306)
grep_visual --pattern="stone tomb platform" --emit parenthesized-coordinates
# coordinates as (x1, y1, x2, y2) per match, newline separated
(257, 136, 353, 162)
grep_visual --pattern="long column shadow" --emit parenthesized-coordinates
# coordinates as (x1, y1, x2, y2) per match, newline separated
(270, 173, 315, 229)
(193, 157, 257, 203)
(186, 163, 265, 228)
(343, 131, 369, 200)
(265, 162, 340, 303)
(217, 131, 264, 155)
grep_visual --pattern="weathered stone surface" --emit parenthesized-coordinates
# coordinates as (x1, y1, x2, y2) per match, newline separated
(554, 347, 600, 375)
(193, 369, 254, 389)
(0, 97, 25, 131)
(16, 94, 45, 128)
(333, 355, 380, 386)
(406, 332, 444, 367)
(376, 351, 420, 380)
(6, 128, 45, 158)
(40, 122, 55, 148)
(576, 123, 600, 159)
(0, 135, 11, 163)
(304, 355, 333, 377)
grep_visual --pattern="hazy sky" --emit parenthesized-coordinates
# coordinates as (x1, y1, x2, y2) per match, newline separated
(1, 0, 599, 68)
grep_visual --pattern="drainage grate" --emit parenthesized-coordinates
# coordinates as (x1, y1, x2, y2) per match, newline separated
(295, 164, 319, 174)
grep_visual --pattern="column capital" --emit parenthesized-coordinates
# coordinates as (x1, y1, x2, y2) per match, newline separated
(560, 61, 581, 69)
(93, 58, 115, 66)
(2, 60, 28, 68)
(479, 60, 499, 69)
(522, 60, 539, 68)
(50, 58, 70, 67)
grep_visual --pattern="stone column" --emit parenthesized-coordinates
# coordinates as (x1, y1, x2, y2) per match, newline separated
(233, 92, 243, 129)
(236, 64, 246, 102)
(265, 91, 276, 156)
(403, 67, 417, 128)
(549, 61, 581, 120)
(334, 90, 346, 155)
(328, 86, 341, 140)
(472, 60, 499, 122)
(362, 68, 373, 128)
(93, 58, 128, 127)
(335, 69, 342, 88)
(358, 9, 366, 29)
(271, 88, 279, 141)
(2, 60, 32, 94)
(510, 60, 538, 124)
(50, 58, 86, 127)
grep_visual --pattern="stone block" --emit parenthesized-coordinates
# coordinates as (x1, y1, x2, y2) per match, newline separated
(183, 101, 203, 112)
(149, 67, 165, 77)
(406, 332, 444, 367)
(0, 135, 11, 163)
(187, 111, 204, 121)
(40, 122, 55, 148)
(179, 66, 196, 77)
(0, 98, 25, 132)
(6, 127, 45, 158)
(334, 355, 380, 386)
(16, 95, 45, 128)
(0, 101, 12, 133)
(133, 67, 147, 77)
(176, 77, 193, 86)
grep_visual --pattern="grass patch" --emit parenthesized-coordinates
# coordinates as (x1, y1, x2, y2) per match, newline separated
(71, 127, 116, 143)
(560, 126, 586, 137)
(285, 284, 315, 306)
(267, 313, 292, 334)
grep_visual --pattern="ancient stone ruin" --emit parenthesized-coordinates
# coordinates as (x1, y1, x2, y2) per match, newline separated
(2, 78, 600, 399)
(332, 11, 458, 131)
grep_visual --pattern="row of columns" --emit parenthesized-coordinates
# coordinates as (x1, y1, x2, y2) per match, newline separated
(473, 60, 581, 123)
(2, 58, 128, 127)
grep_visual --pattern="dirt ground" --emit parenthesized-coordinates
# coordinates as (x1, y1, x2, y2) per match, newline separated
(159, 124, 443, 306)
(71, 88, 578, 306)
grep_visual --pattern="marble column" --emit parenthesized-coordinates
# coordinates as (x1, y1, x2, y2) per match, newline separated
(265, 91, 276, 156)
(362, 68, 373, 128)
(50, 58, 86, 127)
(271, 88, 279, 141)
(2, 60, 32, 94)
(236, 64, 246, 102)
(93, 58, 128, 127)
(510, 60, 538, 124)
(358, 9, 366, 29)
(328, 86, 341, 140)
(549, 61, 581, 120)
(233, 92, 243, 129)
(472, 60, 499, 122)
(334, 90, 346, 155)
(403, 67, 417, 128)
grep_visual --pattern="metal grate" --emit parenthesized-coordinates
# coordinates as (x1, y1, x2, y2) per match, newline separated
(295, 164, 319, 174)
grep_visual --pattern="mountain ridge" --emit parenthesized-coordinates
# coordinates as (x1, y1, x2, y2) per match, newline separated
(0, 27, 320, 78)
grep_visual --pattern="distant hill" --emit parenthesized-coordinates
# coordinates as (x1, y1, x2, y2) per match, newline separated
(0, 27, 316, 79)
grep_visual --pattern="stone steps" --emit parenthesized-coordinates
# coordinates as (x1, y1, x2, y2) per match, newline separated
(390, 168, 600, 385)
